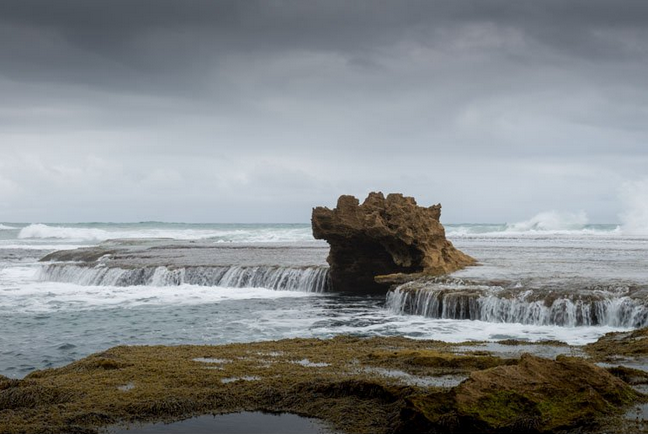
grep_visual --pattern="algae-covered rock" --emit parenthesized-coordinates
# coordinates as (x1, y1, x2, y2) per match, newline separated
(586, 326, 648, 360)
(401, 354, 640, 433)
(0, 337, 485, 434)
(362, 349, 515, 374)
(1, 339, 642, 434)
(311, 192, 475, 292)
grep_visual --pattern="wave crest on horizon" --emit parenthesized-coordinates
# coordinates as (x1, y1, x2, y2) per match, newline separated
(16, 223, 315, 243)
(505, 210, 589, 232)
(445, 211, 622, 238)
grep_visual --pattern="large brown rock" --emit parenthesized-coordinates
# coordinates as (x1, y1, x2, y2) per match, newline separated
(311, 192, 475, 292)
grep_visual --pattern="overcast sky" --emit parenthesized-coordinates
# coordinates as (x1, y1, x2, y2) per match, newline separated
(1, 0, 647, 223)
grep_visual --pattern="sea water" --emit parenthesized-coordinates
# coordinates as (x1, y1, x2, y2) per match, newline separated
(0, 219, 646, 378)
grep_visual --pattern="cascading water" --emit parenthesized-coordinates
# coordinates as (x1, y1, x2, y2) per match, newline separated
(386, 280, 648, 327)
(38, 264, 330, 293)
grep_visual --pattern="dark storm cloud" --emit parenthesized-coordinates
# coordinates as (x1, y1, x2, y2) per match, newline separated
(0, 1, 647, 222)
(2, 0, 648, 91)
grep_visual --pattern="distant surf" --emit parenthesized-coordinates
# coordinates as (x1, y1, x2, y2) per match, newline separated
(9, 218, 640, 245)
(445, 211, 624, 238)
(16, 223, 315, 243)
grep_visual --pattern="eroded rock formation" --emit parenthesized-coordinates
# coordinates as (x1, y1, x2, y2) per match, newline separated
(311, 192, 475, 292)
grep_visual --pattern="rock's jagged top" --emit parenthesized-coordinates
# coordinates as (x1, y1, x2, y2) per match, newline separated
(311, 192, 475, 292)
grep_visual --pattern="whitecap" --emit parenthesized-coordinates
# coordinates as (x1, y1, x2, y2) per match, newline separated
(505, 210, 589, 232)
(18, 224, 110, 241)
(16, 223, 316, 243)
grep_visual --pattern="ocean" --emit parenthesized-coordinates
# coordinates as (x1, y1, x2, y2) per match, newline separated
(1, 218, 646, 379)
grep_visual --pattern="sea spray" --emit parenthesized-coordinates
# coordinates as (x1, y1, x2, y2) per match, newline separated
(619, 179, 648, 235)
(505, 210, 589, 232)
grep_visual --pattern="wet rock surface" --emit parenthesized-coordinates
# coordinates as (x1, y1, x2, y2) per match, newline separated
(40, 240, 328, 268)
(401, 354, 639, 433)
(37, 241, 331, 291)
(1, 334, 646, 434)
(586, 327, 648, 361)
(312, 193, 475, 292)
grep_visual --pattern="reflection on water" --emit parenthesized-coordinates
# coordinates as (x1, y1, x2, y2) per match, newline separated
(107, 411, 334, 434)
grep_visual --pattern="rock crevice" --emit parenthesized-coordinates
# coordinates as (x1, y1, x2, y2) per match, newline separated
(312, 192, 475, 292)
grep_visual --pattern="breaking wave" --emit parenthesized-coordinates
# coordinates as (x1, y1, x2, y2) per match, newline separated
(619, 179, 648, 235)
(38, 264, 329, 293)
(17, 223, 315, 243)
(386, 280, 648, 328)
(505, 211, 589, 232)
(0, 224, 16, 230)
(19, 224, 110, 241)
(445, 211, 621, 238)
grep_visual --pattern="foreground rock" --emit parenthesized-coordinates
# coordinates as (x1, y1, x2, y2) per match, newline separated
(402, 354, 639, 433)
(0, 336, 643, 434)
(312, 193, 475, 292)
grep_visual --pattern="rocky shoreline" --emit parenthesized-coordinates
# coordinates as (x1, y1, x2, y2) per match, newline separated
(4, 194, 646, 433)
(1, 330, 646, 434)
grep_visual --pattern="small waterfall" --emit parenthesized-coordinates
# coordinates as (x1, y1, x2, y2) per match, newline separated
(386, 281, 648, 327)
(38, 264, 330, 293)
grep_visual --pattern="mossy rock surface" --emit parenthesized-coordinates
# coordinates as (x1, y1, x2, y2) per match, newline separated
(402, 353, 640, 433)
(0, 337, 643, 434)
(0, 336, 486, 434)
(586, 327, 648, 360)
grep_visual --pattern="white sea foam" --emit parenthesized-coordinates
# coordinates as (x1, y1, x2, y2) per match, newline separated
(17, 224, 315, 243)
(505, 210, 589, 232)
(0, 243, 84, 251)
(18, 224, 111, 241)
(360, 317, 628, 346)
(0, 224, 17, 230)
(619, 179, 648, 235)
(0, 278, 316, 314)
(292, 307, 625, 345)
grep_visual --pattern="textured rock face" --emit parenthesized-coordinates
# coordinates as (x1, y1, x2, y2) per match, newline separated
(311, 192, 475, 292)
(401, 354, 639, 433)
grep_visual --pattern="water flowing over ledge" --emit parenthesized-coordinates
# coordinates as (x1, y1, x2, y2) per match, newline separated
(386, 279, 648, 327)
(38, 264, 330, 293)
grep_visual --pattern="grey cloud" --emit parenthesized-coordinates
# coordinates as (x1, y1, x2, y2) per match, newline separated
(0, 1, 647, 222)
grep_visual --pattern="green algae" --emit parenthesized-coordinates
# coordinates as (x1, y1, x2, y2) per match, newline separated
(462, 390, 540, 430)
(0, 336, 644, 434)
(361, 348, 515, 381)
(0, 337, 456, 434)
(398, 353, 642, 434)
(586, 327, 648, 360)
(607, 366, 648, 385)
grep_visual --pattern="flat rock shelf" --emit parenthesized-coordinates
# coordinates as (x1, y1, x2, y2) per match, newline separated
(1, 332, 647, 434)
